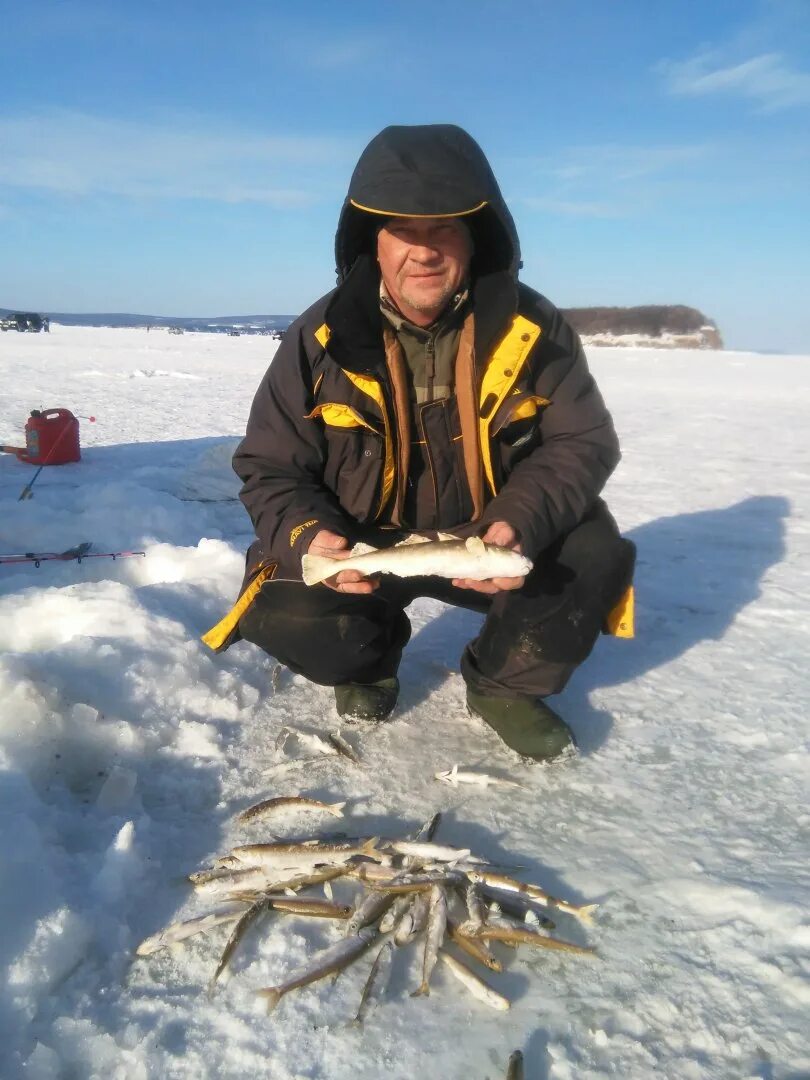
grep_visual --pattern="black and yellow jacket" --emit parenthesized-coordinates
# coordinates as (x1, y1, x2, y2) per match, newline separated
(205, 125, 622, 651)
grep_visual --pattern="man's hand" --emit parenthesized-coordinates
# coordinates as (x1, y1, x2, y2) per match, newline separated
(452, 521, 526, 595)
(306, 529, 379, 594)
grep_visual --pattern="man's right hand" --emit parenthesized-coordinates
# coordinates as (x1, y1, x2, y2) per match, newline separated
(306, 529, 379, 594)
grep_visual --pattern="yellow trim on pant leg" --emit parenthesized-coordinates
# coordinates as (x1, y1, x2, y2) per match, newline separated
(201, 564, 277, 651)
(606, 585, 634, 638)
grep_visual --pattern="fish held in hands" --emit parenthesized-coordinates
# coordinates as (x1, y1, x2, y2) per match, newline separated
(302, 534, 532, 587)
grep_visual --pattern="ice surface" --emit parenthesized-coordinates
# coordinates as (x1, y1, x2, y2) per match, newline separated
(1, 325, 809, 1078)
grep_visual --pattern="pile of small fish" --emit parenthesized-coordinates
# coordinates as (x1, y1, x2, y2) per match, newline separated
(136, 789, 598, 1024)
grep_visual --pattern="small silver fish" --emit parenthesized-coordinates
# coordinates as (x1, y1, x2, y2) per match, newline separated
(257, 927, 378, 1010)
(135, 904, 246, 956)
(378, 893, 413, 934)
(283, 728, 340, 757)
(446, 920, 503, 973)
(327, 730, 362, 764)
(434, 764, 522, 789)
(469, 924, 596, 955)
(302, 534, 532, 587)
(411, 885, 447, 996)
(394, 890, 430, 947)
(267, 897, 352, 919)
(352, 941, 393, 1027)
(439, 952, 510, 1011)
(345, 891, 395, 937)
(223, 837, 381, 873)
(411, 811, 442, 843)
(237, 795, 346, 824)
(383, 840, 486, 865)
(466, 870, 598, 924)
(209, 895, 273, 993)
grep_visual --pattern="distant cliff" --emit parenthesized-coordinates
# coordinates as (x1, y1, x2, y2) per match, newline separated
(562, 305, 723, 350)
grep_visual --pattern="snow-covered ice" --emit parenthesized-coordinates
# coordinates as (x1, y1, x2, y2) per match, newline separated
(1, 325, 808, 1079)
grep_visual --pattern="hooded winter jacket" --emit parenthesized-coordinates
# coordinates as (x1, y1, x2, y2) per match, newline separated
(203, 125, 621, 651)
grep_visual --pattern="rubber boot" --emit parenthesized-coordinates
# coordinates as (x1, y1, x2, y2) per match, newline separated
(334, 677, 399, 721)
(466, 688, 576, 761)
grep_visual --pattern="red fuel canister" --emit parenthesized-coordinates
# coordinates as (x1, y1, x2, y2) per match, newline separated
(22, 409, 81, 465)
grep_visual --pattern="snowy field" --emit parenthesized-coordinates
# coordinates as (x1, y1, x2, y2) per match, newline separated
(1, 325, 809, 1080)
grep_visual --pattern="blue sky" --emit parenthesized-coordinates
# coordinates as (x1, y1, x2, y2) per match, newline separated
(1, 0, 809, 351)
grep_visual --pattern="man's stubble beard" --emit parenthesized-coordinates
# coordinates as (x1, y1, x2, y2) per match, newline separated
(398, 274, 457, 316)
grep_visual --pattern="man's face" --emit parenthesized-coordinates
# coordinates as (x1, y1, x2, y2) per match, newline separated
(376, 216, 472, 326)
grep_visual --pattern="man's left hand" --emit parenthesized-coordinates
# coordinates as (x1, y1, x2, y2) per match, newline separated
(452, 521, 527, 595)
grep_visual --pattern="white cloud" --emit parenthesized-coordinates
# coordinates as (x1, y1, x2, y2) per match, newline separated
(0, 110, 352, 205)
(512, 142, 712, 218)
(659, 50, 810, 112)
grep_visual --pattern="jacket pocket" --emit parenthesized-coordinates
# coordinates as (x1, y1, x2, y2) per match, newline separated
(491, 392, 550, 448)
(309, 405, 384, 522)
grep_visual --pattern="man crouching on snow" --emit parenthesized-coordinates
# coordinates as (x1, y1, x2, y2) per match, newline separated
(203, 124, 636, 761)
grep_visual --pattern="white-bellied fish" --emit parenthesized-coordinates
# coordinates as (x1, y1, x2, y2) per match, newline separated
(136, 904, 247, 956)
(378, 893, 413, 934)
(267, 897, 352, 920)
(209, 895, 274, 994)
(439, 952, 510, 1011)
(302, 534, 532, 587)
(237, 795, 346, 824)
(446, 919, 502, 973)
(345, 891, 396, 937)
(393, 890, 430, 946)
(469, 924, 596, 956)
(327, 730, 362, 764)
(434, 765, 522, 788)
(257, 927, 378, 1011)
(352, 941, 393, 1027)
(411, 885, 447, 996)
(383, 840, 487, 865)
(223, 837, 381, 874)
(466, 870, 597, 924)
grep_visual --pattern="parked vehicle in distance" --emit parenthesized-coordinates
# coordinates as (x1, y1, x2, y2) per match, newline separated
(2, 312, 44, 332)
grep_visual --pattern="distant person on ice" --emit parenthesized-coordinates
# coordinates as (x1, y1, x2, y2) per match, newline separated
(204, 124, 636, 761)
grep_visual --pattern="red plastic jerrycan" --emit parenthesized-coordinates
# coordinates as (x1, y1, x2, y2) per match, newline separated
(23, 409, 81, 465)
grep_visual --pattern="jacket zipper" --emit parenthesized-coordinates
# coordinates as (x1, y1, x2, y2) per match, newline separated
(425, 335, 436, 402)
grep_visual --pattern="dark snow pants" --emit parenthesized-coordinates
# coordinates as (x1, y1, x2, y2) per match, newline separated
(238, 500, 636, 699)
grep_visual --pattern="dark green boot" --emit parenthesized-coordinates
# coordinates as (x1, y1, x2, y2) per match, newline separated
(334, 677, 399, 721)
(466, 688, 576, 761)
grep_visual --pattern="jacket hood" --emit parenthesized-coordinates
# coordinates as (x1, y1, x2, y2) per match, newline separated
(335, 124, 520, 283)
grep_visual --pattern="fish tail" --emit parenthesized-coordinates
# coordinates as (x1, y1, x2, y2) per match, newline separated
(257, 987, 282, 1012)
(573, 903, 599, 924)
(301, 553, 338, 586)
(328, 801, 347, 817)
